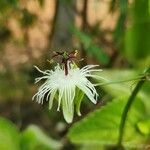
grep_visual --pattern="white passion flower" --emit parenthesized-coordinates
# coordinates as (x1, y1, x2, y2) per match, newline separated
(32, 62, 103, 123)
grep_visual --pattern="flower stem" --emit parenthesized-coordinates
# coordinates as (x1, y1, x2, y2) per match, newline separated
(117, 67, 150, 149)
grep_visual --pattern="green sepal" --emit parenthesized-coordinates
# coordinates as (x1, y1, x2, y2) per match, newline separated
(74, 88, 84, 116)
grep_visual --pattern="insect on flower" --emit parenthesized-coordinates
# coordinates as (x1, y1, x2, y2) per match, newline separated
(32, 50, 103, 123)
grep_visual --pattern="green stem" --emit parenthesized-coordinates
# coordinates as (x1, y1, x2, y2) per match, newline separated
(117, 68, 150, 149)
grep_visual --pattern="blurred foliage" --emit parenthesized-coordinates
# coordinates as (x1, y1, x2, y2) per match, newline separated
(0, 25, 11, 42)
(114, 0, 127, 44)
(0, 0, 18, 14)
(0, 117, 20, 150)
(0, 70, 30, 100)
(125, 0, 150, 67)
(21, 125, 62, 150)
(20, 9, 37, 28)
(0, 117, 62, 150)
(60, 0, 74, 5)
(38, 0, 45, 7)
(71, 27, 110, 65)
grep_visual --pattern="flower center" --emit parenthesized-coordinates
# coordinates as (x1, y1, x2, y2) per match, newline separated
(52, 50, 78, 76)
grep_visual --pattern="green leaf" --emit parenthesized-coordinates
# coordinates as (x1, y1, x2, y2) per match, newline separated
(0, 117, 20, 150)
(68, 97, 149, 148)
(21, 125, 62, 150)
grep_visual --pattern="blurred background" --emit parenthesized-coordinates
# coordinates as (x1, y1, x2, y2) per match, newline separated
(0, 0, 149, 150)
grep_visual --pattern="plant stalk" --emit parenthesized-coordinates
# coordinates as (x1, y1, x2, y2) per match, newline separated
(117, 68, 150, 149)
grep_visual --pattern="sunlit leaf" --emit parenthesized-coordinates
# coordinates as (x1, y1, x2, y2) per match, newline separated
(0, 117, 20, 150)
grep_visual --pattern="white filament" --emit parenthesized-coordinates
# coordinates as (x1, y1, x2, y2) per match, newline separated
(32, 64, 102, 122)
